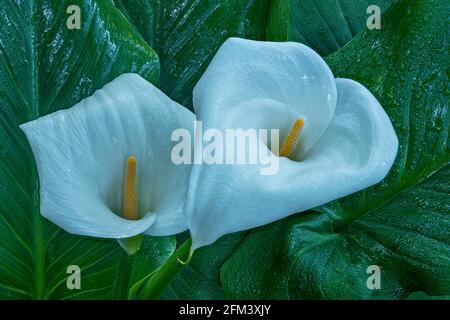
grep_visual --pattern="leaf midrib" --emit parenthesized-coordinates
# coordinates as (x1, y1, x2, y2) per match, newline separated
(26, 0, 45, 300)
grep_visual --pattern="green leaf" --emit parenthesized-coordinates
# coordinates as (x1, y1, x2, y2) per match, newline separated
(2, 0, 448, 301)
(222, 165, 449, 299)
(114, 0, 270, 109)
(161, 233, 246, 299)
(0, 0, 174, 299)
(50, 236, 175, 299)
(267, 0, 395, 55)
(221, 0, 450, 299)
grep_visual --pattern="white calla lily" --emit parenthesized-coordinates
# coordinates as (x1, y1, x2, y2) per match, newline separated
(21, 74, 195, 241)
(185, 38, 399, 250)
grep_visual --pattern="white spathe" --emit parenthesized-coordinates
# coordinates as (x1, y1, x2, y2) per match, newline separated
(185, 38, 399, 249)
(21, 73, 195, 239)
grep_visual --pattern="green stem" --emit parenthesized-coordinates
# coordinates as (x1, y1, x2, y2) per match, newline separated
(138, 237, 193, 299)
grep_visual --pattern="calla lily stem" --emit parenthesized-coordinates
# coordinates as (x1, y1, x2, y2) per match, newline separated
(138, 237, 192, 299)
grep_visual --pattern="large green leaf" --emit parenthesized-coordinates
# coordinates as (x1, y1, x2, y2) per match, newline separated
(115, 0, 270, 109)
(267, 0, 395, 55)
(0, 0, 175, 299)
(49, 236, 175, 299)
(220, 0, 450, 299)
(161, 233, 246, 299)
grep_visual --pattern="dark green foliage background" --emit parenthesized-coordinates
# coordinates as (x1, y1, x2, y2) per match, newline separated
(0, 0, 448, 299)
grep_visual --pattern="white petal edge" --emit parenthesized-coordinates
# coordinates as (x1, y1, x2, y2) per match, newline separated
(21, 73, 195, 239)
(193, 37, 337, 158)
(186, 78, 398, 249)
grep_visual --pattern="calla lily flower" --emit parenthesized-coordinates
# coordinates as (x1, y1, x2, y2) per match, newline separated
(20, 74, 195, 250)
(185, 38, 399, 250)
